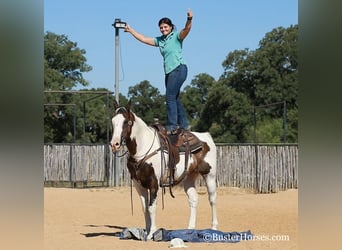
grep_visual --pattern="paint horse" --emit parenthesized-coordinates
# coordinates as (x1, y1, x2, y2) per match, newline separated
(110, 101, 218, 239)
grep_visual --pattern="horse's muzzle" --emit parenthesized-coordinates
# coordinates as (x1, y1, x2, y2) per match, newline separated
(110, 141, 122, 152)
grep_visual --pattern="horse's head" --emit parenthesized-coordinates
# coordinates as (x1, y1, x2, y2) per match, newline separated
(110, 100, 135, 153)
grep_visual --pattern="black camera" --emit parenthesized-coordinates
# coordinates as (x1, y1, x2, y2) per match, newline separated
(113, 19, 127, 29)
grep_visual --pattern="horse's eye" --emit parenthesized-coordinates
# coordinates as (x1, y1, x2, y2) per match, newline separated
(124, 120, 132, 126)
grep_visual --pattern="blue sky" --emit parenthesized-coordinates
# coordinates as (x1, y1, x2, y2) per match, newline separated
(44, 0, 298, 96)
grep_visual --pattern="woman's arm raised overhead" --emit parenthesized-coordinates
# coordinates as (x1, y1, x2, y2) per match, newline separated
(125, 24, 156, 46)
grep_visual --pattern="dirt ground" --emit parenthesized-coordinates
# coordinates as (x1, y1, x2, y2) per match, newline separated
(44, 186, 297, 250)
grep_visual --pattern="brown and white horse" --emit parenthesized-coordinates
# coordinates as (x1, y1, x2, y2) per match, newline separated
(110, 101, 218, 239)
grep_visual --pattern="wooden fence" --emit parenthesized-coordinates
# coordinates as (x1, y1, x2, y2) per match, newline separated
(44, 143, 298, 193)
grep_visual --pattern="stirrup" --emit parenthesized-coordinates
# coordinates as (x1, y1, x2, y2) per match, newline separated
(160, 182, 173, 188)
(167, 133, 178, 145)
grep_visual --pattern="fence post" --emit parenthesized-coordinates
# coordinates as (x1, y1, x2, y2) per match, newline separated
(254, 144, 259, 192)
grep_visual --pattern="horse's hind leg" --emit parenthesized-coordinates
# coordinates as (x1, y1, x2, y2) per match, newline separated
(204, 172, 218, 229)
(183, 173, 199, 229)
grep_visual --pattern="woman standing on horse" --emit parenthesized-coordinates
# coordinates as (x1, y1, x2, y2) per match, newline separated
(124, 9, 193, 137)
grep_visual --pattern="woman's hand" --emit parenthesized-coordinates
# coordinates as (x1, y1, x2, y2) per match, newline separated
(187, 9, 193, 19)
(180, 9, 193, 40)
(124, 23, 131, 33)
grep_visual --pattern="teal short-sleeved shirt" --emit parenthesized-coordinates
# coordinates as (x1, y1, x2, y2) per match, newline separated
(154, 31, 186, 74)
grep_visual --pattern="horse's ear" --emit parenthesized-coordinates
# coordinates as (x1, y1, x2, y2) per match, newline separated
(126, 99, 132, 112)
(114, 99, 119, 111)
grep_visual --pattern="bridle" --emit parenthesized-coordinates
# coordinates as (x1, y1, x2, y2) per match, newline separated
(111, 107, 131, 157)
(114, 107, 160, 160)
(113, 105, 162, 215)
(116, 107, 134, 145)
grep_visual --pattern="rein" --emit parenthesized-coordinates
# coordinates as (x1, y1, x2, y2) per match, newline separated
(113, 149, 129, 158)
(132, 128, 159, 161)
(113, 129, 158, 159)
(113, 106, 192, 211)
(119, 116, 162, 215)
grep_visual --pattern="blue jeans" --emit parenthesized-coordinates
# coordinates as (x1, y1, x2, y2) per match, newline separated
(165, 64, 189, 132)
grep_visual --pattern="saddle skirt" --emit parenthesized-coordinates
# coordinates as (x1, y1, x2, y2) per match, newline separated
(151, 122, 211, 189)
(151, 123, 204, 155)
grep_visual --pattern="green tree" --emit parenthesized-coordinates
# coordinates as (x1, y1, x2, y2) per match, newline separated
(198, 81, 253, 142)
(44, 31, 92, 90)
(245, 118, 285, 143)
(213, 25, 298, 143)
(127, 80, 166, 125)
(78, 88, 121, 143)
(221, 25, 298, 111)
(44, 32, 92, 143)
(181, 73, 216, 128)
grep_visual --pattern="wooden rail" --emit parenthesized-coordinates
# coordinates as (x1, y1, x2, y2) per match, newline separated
(44, 144, 298, 193)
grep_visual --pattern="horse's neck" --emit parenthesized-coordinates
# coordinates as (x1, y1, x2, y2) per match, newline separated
(132, 117, 158, 158)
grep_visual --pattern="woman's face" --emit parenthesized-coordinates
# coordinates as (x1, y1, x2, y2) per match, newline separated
(159, 23, 172, 36)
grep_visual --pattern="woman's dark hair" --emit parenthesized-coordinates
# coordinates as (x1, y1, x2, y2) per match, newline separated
(158, 17, 175, 31)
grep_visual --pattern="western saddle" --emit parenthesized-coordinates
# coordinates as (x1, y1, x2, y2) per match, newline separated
(151, 121, 211, 189)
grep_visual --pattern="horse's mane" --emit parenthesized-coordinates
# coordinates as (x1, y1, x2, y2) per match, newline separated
(131, 112, 150, 130)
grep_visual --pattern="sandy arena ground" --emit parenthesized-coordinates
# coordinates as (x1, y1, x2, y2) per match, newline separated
(44, 186, 297, 250)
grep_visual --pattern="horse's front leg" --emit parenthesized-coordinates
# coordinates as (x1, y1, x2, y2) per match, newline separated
(133, 182, 151, 237)
(146, 197, 157, 240)
(146, 178, 159, 240)
(183, 173, 199, 229)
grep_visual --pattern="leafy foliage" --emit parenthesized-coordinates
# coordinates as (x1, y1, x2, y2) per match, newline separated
(181, 73, 216, 128)
(44, 32, 92, 90)
(127, 80, 166, 125)
(208, 25, 298, 142)
(44, 32, 93, 143)
(198, 82, 253, 142)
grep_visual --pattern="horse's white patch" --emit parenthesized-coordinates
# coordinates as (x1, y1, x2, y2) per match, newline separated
(110, 114, 126, 151)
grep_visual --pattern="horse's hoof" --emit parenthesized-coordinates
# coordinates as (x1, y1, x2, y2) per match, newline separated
(146, 233, 154, 241)
(145, 228, 157, 241)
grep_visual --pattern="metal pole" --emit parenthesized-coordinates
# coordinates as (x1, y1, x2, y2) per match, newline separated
(253, 106, 259, 192)
(83, 102, 86, 143)
(73, 105, 76, 142)
(106, 93, 110, 186)
(253, 107, 257, 144)
(106, 92, 110, 151)
(115, 20, 120, 104)
(113, 19, 121, 187)
(283, 100, 287, 143)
